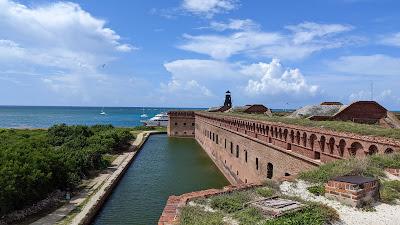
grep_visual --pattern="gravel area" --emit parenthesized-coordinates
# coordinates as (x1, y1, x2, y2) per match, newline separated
(280, 180, 400, 225)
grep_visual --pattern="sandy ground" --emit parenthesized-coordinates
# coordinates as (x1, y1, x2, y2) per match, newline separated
(280, 180, 400, 225)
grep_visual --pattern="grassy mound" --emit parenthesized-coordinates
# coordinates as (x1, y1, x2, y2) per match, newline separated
(299, 154, 400, 184)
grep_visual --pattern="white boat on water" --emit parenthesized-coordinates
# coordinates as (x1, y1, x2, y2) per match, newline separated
(140, 108, 148, 118)
(100, 107, 107, 115)
(141, 112, 168, 127)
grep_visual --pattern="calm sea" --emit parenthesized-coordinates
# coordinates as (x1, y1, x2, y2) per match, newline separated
(0, 106, 201, 128)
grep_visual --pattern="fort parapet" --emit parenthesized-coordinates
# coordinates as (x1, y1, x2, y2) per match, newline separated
(167, 111, 195, 137)
(168, 111, 400, 184)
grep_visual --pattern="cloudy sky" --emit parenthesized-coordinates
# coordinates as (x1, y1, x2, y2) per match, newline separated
(1, 0, 400, 109)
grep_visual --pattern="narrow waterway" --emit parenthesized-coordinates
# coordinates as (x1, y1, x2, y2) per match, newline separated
(92, 134, 229, 225)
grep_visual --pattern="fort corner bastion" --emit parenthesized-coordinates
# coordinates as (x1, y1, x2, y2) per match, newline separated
(167, 111, 400, 185)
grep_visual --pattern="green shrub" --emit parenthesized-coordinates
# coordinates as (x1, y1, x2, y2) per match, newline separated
(210, 191, 251, 213)
(256, 187, 275, 198)
(307, 185, 325, 196)
(0, 125, 134, 216)
(299, 157, 385, 184)
(233, 207, 264, 225)
(370, 153, 400, 169)
(263, 203, 339, 225)
(179, 206, 224, 225)
(380, 180, 400, 204)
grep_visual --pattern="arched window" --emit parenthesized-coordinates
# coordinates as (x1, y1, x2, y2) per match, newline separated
(338, 139, 346, 157)
(244, 150, 248, 162)
(290, 130, 295, 143)
(320, 136, 326, 152)
(349, 142, 363, 156)
(236, 145, 239, 158)
(367, 145, 378, 155)
(296, 131, 301, 145)
(328, 138, 335, 154)
(256, 157, 259, 170)
(267, 163, 273, 179)
(310, 134, 317, 150)
(302, 132, 307, 147)
(384, 148, 394, 154)
(283, 129, 288, 142)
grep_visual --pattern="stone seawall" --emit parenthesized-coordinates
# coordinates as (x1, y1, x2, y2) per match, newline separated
(70, 131, 165, 225)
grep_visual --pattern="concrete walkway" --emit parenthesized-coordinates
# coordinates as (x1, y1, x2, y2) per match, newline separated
(30, 131, 161, 225)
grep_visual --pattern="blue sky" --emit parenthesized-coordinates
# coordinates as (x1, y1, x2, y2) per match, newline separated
(1, 0, 400, 109)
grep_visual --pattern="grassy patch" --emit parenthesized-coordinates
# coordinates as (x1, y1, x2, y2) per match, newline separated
(233, 207, 264, 225)
(307, 185, 325, 196)
(256, 187, 275, 198)
(210, 191, 252, 213)
(102, 154, 118, 165)
(299, 157, 385, 184)
(263, 203, 339, 225)
(370, 153, 400, 169)
(380, 180, 400, 204)
(208, 112, 400, 140)
(179, 206, 224, 225)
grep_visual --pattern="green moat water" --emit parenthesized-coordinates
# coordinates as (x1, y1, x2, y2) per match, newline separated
(92, 134, 229, 225)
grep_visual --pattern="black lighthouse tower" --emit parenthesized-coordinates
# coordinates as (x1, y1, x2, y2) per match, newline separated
(224, 90, 232, 108)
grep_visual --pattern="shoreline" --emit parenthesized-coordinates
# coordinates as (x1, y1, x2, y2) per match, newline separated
(30, 130, 166, 225)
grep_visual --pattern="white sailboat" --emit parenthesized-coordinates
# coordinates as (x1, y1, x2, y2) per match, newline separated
(100, 107, 107, 115)
(140, 108, 148, 118)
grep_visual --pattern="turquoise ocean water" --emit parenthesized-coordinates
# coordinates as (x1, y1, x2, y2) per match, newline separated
(0, 106, 201, 128)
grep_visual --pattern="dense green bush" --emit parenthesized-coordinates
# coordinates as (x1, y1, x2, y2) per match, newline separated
(380, 180, 400, 204)
(307, 185, 325, 196)
(0, 124, 134, 216)
(210, 191, 251, 213)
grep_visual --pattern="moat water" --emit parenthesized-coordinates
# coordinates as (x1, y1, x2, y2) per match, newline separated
(91, 134, 229, 225)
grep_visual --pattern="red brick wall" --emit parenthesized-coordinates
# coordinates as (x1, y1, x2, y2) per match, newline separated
(325, 180, 379, 207)
(195, 116, 319, 184)
(168, 111, 195, 137)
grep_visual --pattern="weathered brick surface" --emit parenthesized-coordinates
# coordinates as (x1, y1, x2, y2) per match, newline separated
(168, 111, 195, 137)
(325, 180, 379, 207)
(158, 183, 261, 225)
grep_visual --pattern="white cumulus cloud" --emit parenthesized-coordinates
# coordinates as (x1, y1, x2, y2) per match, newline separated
(181, 0, 237, 18)
(179, 21, 353, 60)
(245, 59, 318, 96)
(162, 58, 318, 105)
(0, 0, 135, 100)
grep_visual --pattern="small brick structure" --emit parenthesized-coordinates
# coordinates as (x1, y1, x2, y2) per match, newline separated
(325, 176, 379, 207)
(158, 183, 261, 225)
(385, 168, 400, 177)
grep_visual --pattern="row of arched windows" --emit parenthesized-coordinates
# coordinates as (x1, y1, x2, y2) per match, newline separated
(199, 115, 396, 160)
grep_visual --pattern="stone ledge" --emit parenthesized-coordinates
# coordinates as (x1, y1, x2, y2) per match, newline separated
(158, 183, 262, 225)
